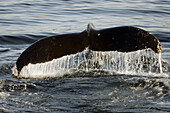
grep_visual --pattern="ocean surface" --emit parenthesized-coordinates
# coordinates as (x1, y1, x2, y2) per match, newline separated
(0, 0, 170, 112)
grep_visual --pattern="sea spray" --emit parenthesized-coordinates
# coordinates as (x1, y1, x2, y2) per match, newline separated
(13, 48, 166, 78)
(158, 53, 163, 73)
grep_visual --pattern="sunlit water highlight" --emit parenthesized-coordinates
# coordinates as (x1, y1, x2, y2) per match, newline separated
(13, 49, 168, 79)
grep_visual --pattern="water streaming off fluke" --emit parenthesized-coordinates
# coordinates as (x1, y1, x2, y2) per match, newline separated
(158, 53, 163, 74)
(13, 49, 168, 79)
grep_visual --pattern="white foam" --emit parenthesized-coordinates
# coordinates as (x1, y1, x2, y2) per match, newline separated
(13, 48, 169, 79)
(0, 92, 10, 98)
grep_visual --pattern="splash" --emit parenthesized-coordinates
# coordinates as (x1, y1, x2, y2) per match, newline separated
(83, 49, 165, 75)
(158, 53, 163, 73)
(13, 49, 168, 79)
(13, 49, 90, 78)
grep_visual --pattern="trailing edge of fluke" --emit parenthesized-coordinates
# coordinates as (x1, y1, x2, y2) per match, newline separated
(14, 24, 162, 76)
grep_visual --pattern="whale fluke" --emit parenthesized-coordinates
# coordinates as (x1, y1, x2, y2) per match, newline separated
(14, 24, 162, 76)
(16, 32, 89, 74)
(89, 26, 161, 53)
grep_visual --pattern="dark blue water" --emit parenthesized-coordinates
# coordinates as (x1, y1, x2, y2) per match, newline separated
(0, 0, 170, 112)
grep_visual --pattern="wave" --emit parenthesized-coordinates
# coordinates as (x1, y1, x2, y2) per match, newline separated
(154, 31, 170, 42)
(0, 34, 53, 44)
(0, 62, 14, 76)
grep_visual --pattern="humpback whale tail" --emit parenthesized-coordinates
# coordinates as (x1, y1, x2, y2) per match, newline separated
(13, 24, 162, 77)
